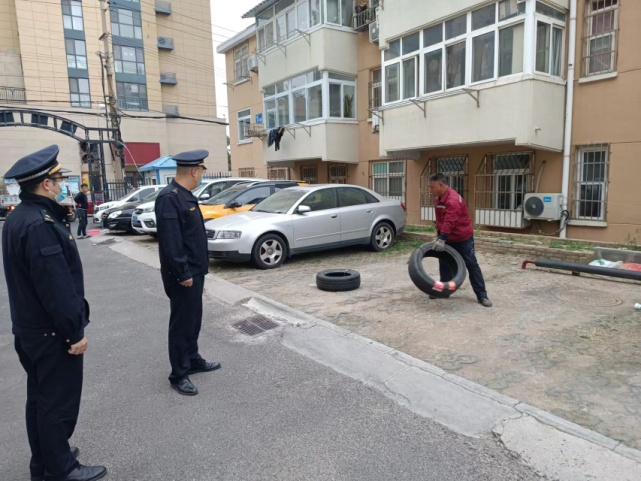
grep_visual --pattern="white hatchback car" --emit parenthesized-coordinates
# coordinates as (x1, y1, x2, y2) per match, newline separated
(204, 184, 406, 269)
(93, 185, 164, 223)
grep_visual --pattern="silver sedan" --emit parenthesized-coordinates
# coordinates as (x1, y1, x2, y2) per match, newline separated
(204, 184, 406, 269)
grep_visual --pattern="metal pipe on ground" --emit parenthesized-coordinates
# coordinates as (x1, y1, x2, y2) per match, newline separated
(521, 259, 641, 281)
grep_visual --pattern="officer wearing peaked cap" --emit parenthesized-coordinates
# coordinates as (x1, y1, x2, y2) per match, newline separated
(155, 150, 221, 396)
(2, 146, 107, 481)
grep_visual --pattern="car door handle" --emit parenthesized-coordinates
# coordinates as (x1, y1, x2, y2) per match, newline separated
(366, 209, 373, 213)
(331, 214, 338, 218)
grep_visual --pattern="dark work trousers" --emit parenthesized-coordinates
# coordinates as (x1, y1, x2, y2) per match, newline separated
(14, 336, 82, 480)
(439, 236, 488, 301)
(161, 273, 205, 382)
(76, 209, 88, 237)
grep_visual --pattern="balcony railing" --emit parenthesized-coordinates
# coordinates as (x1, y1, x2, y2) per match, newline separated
(0, 87, 26, 104)
(159, 72, 177, 84)
(154, 0, 171, 14)
(117, 97, 148, 111)
(157, 36, 174, 50)
(163, 104, 179, 117)
(353, 2, 378, 32)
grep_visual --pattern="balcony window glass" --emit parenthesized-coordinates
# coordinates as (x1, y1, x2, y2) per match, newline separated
(275, 0, 294, 14)
(116, 82, 148, 111)
(343, 84, 355, 118)
(233, 44, 249, 80)
(293, 89, 306, 122)
(265, 99, 276, 128)
(385, 63, 400, 102)
(384, 40, 400, 60)
(307, 84, 322, 119)
(499, 0, 526, 20)
(297, 0, 309, 30)
(402, 57, 417, 99)
(310, 0, 322, 27)
(445, 14, 467, 39)
(114, 45, 146, 76)
(499, 23, 524, 76)
(402, 32, 420, 55)
(62, 0, 84, 31)
(237, 108, 251, 142)
(111, 8, 143, 40)
(472, 4, 496, 30)
(424, 50, 442, 93)
(69, 78, 91, 108)
(329, 83, 341, 117)
(277, 96, 290, 125)
(65, 39, 88, 70)
(446, 42, 466, 89)
(423, 23, 443, 47)
(536, 1, 566, 22)
(472, 31, 495, 82)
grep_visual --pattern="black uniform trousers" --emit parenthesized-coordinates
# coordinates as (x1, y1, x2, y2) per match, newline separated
(161, 272, 205, 382)
(438, 237, 488, 301)
(14, 335, 82, 480)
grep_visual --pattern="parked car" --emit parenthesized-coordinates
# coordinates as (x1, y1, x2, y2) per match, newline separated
(101, 190, 161, 233)
(193, 178, 262, 204)
(199, 181, 307, 221)
(204, 184, 407, 269)
(92, 185, 165, 223)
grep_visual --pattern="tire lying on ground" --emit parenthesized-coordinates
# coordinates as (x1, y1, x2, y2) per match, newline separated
(408, 243, 466, 298)
(316, 269, 361, 292)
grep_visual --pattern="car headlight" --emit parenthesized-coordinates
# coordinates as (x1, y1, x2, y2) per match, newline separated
(108, 210, 122, 219)
(143, 206, 154, 213)
(215, 230, 242, 239)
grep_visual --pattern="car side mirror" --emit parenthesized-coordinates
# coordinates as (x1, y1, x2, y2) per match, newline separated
(297, 205, 311, 214)
(200, 193, 210, 200)
(226, 202, 242, 209)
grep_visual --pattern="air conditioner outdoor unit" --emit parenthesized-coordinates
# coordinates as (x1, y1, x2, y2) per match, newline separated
(247, 55, 259, 73)
(523, 193, 563, 221)
(369, 18, 379, 44)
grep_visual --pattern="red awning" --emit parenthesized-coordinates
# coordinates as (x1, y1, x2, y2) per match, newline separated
(124, 142, 161, 166)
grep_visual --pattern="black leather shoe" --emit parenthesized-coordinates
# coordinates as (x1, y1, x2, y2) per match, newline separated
(170, 377, 198, 396)
(31, 448, 80, 481)
(62, 464, 107, 481)
(188, 360, 221, 375)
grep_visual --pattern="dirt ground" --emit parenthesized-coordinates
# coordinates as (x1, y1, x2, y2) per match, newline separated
(129, 234, 641, 450)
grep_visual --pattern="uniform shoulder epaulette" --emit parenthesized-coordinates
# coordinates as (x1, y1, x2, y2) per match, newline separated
(40, 210, 55, 222)
(171, 188, 178, 194)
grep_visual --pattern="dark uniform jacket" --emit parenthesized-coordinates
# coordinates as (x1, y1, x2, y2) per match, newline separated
(155, 180, 208, 283)
(2, 192, 89, 344)
(434, 187, 475, 243)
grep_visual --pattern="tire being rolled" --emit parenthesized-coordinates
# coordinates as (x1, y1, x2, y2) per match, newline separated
(408, 242, 466, 298)
(316, 269, 361, 292)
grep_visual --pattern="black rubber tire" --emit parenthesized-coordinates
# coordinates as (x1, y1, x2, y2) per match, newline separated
(370, 221, 395, 252)
(316, 269, 361, 292)
(408, 242, 466, 298)
(251, 233, 287, 269)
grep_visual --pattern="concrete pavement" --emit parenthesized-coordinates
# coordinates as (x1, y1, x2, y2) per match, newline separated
(97, 233, 641, 480)
(0, 225, 544, 480)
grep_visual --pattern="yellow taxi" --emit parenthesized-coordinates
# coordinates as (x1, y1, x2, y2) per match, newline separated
(199, 181, 307, 221)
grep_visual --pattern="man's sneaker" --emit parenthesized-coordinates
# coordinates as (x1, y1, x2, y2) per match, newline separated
(479, 298, 492, 308)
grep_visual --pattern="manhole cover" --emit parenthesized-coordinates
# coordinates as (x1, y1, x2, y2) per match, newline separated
(233, 316, 279, 336)
(553, 289, 623, 307)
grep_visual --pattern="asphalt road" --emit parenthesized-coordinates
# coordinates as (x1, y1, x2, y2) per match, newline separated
(0, 221, 542, 480)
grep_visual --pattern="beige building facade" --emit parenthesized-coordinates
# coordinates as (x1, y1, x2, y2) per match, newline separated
(0, 0, 226, 198)
(219, 0, 639, 244)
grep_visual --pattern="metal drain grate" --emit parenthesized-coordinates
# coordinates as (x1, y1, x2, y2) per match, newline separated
(233, 316, 279, 336)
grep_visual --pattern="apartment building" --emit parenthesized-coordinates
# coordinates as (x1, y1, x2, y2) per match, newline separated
(218, 0, 640, 244)
(0, 0, 226, 196)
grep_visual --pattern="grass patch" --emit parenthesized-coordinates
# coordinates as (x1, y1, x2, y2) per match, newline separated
(548, 240, 594, 251)
(405, 224, 436, 233)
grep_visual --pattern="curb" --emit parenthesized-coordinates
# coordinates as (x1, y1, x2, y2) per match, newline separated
(97, 235, 641, 479)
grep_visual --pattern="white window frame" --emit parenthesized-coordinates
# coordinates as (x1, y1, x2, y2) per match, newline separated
(382, 1, 531, 105)
(237, 109, 251, 144)
(370, 160, 406, 202)
(62, 0, 84, 31)
(574, 146, 608, 221)
(583, 0, 619, 77)
(65, 39, 88, 70)
(234, 44, 249, 81)
(534, 2, 566, 78)
(263, 70, 354, 129)
(491, 153, 530, 210)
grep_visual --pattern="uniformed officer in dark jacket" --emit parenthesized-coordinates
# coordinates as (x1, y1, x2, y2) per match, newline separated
(155, 150, 221, 396)
(2, 145, 107, 481)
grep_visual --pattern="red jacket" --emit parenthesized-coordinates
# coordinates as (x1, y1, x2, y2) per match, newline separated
(434, 188, 474, 243)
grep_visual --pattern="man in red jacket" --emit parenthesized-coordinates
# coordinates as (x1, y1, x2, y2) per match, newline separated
(429, 173, 492, 307)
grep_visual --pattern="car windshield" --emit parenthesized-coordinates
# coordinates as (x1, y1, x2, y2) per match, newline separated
(252, 189, 306, 214)
(142, 190, 160, 202)
(203, 185, 248, 205)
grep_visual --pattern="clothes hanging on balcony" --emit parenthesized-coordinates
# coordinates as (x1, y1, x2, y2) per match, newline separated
(268, 128, 285, 151)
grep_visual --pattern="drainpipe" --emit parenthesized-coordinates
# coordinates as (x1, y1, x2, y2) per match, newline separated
(560, 0, 577, 239)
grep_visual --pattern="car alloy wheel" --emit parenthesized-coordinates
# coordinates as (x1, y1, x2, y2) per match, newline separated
(252, 234, 287, 269)
(370, 221, 395, 252)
